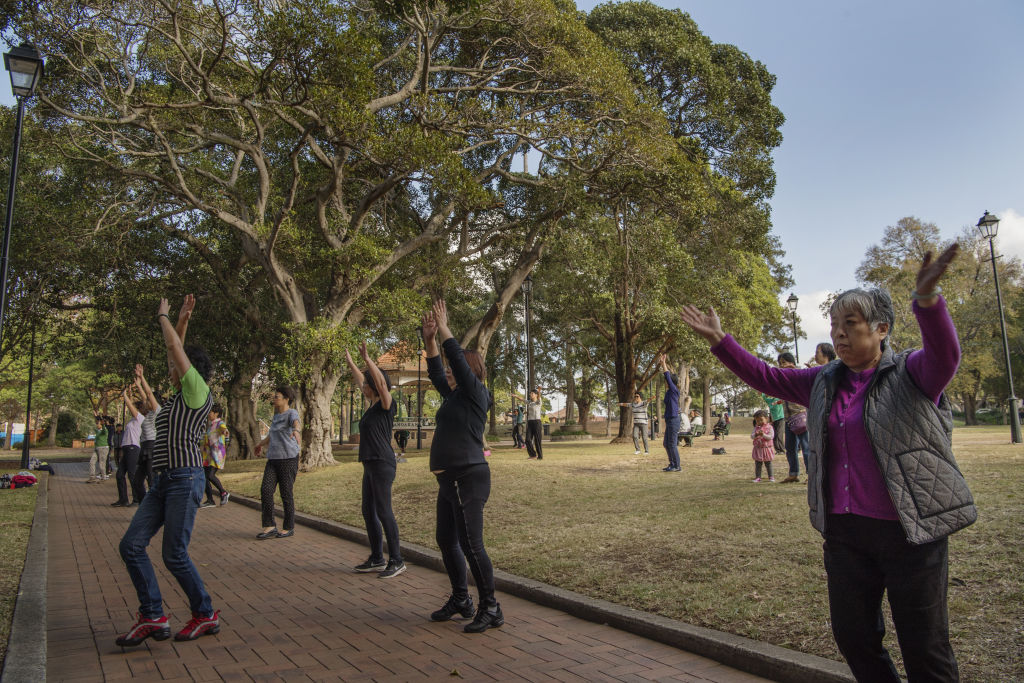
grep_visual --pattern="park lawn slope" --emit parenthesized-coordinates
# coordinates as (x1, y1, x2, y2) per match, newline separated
(219, 426, 1023, 682)
(0, 486, 38, 671)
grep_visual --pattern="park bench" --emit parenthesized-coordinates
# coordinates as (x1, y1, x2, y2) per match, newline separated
(678, 423, 706, 447)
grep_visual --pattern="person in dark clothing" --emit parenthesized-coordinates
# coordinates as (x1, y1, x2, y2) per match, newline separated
(524, 388, 543, 460)
(422, 298, 503, 634)
(254, 386, 301, 539)
(658, 354, 681, 472)
(346, 342, 405, 579)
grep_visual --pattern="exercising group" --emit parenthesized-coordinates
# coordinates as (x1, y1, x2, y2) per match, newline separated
(115, 296, 501, 650)
(116, 243, 973, 682)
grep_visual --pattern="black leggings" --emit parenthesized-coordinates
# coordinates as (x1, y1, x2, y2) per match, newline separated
(204, 465, 226, 502)
(512, 423, 523, 447)
(133, 440, 154, 499)
(362, 460, 402, 563)
(261, 458, 298, 530)
(116, 445, 142, 503)
(525, 420, 543, 459)
(435, 464, 495, 607)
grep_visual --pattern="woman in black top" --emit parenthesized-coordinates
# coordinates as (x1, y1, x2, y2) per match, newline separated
(345, 342, 405, 579)
(422, 299, 503, 633)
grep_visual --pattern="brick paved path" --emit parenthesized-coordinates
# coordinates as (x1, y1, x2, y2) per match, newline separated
(46, 463, 769, 682)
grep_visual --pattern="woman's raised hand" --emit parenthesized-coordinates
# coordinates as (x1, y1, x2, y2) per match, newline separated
(134, 363, 144, 380)
(359, 341, 371, 362)
(680, 305, 726, 346)
(178, 293, 196, 324)
(421, 310, 438, 339)
(158, 298, 170, 317)
(916, 242, 959, 300)
(432, 298, 452, 339)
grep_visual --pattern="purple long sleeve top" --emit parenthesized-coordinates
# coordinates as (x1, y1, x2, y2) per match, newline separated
(711, 297, 960, 520)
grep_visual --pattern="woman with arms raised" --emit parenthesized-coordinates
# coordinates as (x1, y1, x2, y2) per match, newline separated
(422, 299, 503, 634)
(681, 244, 974, 683)
(345, 342, 405, 579)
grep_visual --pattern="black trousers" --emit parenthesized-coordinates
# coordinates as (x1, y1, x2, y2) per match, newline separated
(204, 465, 226, 503)
(823, 514, 959, 682)
(116, 445, 143, 503)
(771, 418, 785, 453)
(525, 419, 543, 459)
(435, 464, 495, 607)
(132, 440, 154, 500)
(511, 423, 523, 447)
(261, 458, 298, 530)
(362, 460, 402, 563)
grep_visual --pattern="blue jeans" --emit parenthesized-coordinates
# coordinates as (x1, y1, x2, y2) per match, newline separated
(663, 416, 681, 468)
(785, 424, 809, 476)
(119, 467, 212, 618)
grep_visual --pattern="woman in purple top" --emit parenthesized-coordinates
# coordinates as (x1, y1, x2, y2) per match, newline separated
(658, 354, 682, 472)
(681, 244, 974, 682)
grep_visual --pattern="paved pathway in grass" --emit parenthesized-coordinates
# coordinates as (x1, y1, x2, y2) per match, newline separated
(46, 462, 769, 682)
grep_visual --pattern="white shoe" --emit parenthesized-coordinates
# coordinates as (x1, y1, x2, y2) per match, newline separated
(634, 450, 640, 455)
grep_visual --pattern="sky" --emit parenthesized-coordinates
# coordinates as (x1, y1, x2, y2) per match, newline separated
(2, 1, 1022, 359)
(573, 0, 1024, 352)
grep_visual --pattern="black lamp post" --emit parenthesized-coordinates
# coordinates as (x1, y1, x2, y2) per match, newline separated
(19, 322, 35, 468)
(786, 292, 799, 364)
(0, 43, 44, 359)
(416, 327, 423, 450)
(977, 210, 1022, 444)
(522, 274, 535, 397)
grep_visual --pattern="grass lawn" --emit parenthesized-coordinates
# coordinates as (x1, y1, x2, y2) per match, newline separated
(0, 485, 37, 671)
(219, 426, 1022, 682)
(0, 447, 92, 463)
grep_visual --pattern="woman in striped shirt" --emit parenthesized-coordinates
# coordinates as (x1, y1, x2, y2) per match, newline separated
(116, 295, 221, 646)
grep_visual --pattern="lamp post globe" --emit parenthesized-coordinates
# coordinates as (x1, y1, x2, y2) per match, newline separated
(976, 210, 1021, 443)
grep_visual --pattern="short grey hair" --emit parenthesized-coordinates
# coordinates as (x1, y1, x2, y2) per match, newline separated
(829, 288, 895, 350)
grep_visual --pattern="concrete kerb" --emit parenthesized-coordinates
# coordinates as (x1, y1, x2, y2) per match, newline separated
(231, 493, 855, 683)
(1, 474, 48, 683)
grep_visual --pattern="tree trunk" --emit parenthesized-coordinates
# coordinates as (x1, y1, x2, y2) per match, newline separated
(702, 376, 712, 426)
(487, 370, 498, 436)
(611, 310, 637, 442)
(565, 370, 576, 425)
(575, 400, 591, 431)
(298, 358, 342, 470)
(226, 367, 262, 460)
(5, 421, 13, 450)
(47, 403, 58, 447)
(961, 392, 978, 425)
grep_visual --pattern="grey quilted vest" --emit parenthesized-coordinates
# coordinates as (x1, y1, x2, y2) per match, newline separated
(806, 348, 976, 545)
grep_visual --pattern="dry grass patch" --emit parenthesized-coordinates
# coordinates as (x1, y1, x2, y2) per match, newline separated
(219, 427, 1023, 682)
(0, 486, 37, 670)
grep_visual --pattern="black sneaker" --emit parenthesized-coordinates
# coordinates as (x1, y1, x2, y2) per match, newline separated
(464, 604, 504, 633)
(354, 557, 386, 573)
(430, 594, 474, 622)
(111, 500, 128, 507)
(378, 559, 407, 579)
(220, 491, 230, 505)
(200, 501, 216, 508)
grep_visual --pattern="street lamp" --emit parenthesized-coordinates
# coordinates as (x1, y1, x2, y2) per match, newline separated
(977, 210, 1022, 443)
(786, 292, 799, 364)
(0, 43, 44, 358)
(521, 274, 535, 397)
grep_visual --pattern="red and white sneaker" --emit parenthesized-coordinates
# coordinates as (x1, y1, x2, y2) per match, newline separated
(115, 613, 170, 646)
(174, 610, 220, 641)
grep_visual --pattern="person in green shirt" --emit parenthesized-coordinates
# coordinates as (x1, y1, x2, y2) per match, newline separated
(89, 415, 110, 482)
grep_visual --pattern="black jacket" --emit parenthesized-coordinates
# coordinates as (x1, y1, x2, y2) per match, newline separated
(427, 338, 490, 471)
